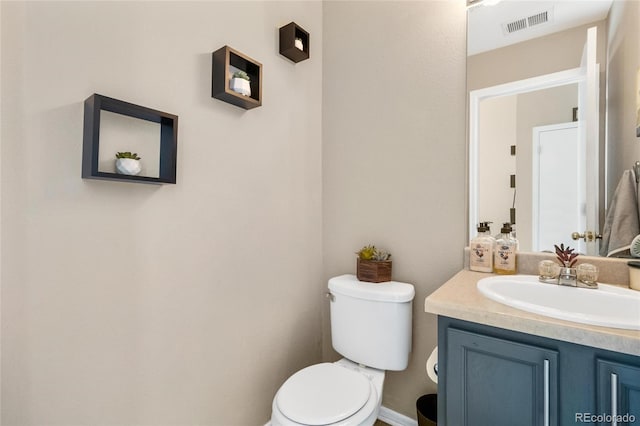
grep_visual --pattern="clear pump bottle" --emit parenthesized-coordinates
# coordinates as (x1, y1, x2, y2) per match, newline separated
(494, 222, 518, 275)
(469, 222, 495, 273)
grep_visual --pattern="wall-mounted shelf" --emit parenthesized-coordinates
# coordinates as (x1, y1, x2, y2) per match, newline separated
(211, 46, 262, 110)
(82, 94, 178, 184)
(279, 22, 309, 63)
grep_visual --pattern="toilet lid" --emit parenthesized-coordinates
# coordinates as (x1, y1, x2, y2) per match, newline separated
(276, 363, 372, 425)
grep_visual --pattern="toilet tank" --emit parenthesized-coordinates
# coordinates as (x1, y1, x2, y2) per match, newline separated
(328, 274, 415, 371)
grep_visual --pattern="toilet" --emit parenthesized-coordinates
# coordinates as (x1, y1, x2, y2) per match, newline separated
(271, 274, 415, 426)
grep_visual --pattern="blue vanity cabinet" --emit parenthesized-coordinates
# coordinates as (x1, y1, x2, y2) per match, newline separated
(445, 327, 558, 426)
(596, 360, 640, 425)
(438, 317, 640, 426)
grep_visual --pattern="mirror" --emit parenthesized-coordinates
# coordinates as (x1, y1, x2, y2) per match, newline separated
(467, 0, 624, 256)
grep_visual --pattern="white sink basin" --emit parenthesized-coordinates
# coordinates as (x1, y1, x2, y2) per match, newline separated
(477, 275, 640, 330)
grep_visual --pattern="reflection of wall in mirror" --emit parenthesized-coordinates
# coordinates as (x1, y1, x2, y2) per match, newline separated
(469, 19, 608, 241)
(478, 96, 516, 236)
(467, 21, 607, 91)
(606, 0, 640, 209)
(467, 20, 607, 190)
(477, 85, 578, 251)
(516, 85, 579, 251)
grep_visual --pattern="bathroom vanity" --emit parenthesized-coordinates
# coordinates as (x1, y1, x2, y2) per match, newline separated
(425, 269, 640, 426)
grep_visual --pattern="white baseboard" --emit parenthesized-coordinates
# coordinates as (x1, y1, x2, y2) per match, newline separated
(265, 405, 418, 426)
(378, 405, 418, 426)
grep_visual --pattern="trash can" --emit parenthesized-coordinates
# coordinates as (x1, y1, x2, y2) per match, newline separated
(416, 394, 437, 426)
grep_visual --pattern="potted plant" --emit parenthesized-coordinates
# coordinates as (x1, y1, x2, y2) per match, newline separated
(355, 245, 392, 283)
(230, 70, 251, 97)
(115, 151, 142, 176)
(555, 243, 578, 286)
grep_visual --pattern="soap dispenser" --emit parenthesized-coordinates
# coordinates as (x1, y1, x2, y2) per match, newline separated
(469, 222, 495, 273)
(494, 222, 518, 275)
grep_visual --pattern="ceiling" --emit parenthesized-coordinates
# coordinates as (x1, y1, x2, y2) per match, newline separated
(467, 0, 613, 56)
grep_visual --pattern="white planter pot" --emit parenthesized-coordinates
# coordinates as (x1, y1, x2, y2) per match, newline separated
(230, 77, 251, 97)
(115, 158, 142, 176)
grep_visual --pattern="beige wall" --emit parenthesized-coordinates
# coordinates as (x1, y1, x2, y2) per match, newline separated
(1, 2, 323, 424)
(2, 1, 468, 423)
(322, 1, 467, 419)
(606, 0, 640, 203)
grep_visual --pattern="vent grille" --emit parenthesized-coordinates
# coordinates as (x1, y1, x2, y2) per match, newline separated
(502, 9, 552, 35)
(506, 18, 527, 33)
(528, 11, 549, 27)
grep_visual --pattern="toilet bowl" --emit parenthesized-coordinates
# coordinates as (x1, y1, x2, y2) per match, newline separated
(270, 275, 414, 426)
(271, 359, 384, 426)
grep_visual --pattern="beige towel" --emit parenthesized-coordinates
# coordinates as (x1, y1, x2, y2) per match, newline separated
(600, 170, 640, 256)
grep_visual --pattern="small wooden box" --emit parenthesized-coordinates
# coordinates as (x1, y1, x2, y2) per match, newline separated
(356, 258, 392, 283)
(279, 22, 310, 63)
(211, 45, 262, 110)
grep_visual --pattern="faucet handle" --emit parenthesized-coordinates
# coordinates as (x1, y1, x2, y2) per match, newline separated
(576, 263, 599, 289)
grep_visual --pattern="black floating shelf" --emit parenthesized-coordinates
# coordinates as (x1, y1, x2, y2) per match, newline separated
(279, 22, 309, 63)
(212, 46, 262, 110)
(82, 94, 178, 184)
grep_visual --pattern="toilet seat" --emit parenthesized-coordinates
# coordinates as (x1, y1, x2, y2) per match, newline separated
(275, 363, 373, 425)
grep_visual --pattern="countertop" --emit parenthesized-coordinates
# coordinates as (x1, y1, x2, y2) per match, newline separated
(424, 269, 640, 356)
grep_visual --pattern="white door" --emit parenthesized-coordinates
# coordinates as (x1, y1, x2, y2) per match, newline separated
(533, 122, 585, 253)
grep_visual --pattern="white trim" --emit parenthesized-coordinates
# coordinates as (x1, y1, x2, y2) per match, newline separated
(378, 405, 419, 426)
(264, 405, 418, 426)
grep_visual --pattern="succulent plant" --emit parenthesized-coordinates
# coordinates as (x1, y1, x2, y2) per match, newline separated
(356, 245, 391, 261)
(233, 70, 250, 81)
(555, 243, 578, 267)
(372, 250, 391, 261)
(115, 151, 141, 160)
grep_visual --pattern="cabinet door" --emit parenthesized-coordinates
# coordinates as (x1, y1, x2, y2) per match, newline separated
(446, 328, 558, 426)
(597, 359, 640, 425)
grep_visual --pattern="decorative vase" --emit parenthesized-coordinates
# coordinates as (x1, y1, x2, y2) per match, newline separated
(230, 77, 251, 97)
(115, 158, 142, 176)
(356, 258, 392, 283)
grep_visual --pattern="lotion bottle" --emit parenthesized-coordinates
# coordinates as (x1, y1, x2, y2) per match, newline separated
(469, 222, 495, 273)
(494, 222, 518, 275)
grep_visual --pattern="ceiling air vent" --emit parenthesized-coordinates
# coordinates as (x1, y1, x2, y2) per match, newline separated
(502, 8, 553, 35)
(505, 18, 527, 34)
(528, 11, 549, 27)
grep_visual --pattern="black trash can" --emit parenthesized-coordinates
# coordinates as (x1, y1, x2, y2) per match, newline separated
(416, 394, 437, 426)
